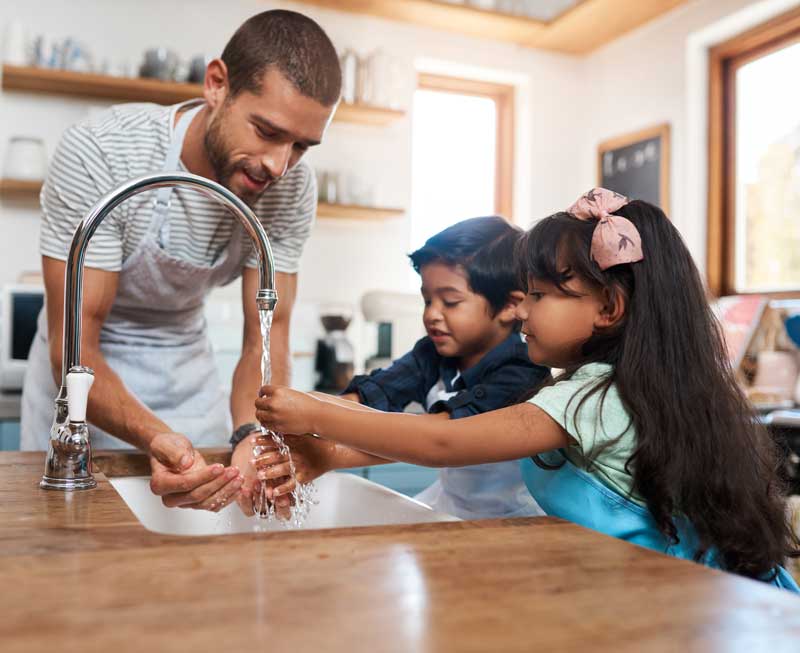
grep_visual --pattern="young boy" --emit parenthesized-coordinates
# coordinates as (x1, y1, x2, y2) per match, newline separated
(233, 216, 550, 519)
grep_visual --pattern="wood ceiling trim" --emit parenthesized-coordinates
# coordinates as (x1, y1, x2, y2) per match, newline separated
(532, 0, 689, 54)
(300, 0, 689, 54)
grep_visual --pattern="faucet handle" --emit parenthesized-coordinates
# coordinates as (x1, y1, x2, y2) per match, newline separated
(66, 366, 94, 423)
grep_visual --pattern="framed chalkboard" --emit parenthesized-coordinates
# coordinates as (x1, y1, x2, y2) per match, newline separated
(597, 123, 670, 214)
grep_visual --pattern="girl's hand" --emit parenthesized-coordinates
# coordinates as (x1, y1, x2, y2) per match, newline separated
(255, 385, 321, 435)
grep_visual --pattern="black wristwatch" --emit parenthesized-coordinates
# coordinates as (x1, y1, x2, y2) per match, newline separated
(230, 422, 261, 450)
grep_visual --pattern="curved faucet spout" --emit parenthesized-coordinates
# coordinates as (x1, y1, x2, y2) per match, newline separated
(61, 171, 278, 386)
(42, 171, 278, 491)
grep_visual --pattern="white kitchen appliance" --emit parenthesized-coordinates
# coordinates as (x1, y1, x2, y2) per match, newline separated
(360, 290, 425, 371)
(0, 284, 45, 390)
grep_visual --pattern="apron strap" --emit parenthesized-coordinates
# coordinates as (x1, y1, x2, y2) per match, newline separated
(150, 102, 205, 243)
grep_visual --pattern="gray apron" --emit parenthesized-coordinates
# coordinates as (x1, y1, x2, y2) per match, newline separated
(415, 378, 544, 519)
(21, 101, 247, 450)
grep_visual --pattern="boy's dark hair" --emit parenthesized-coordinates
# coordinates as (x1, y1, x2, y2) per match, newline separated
(409, 216, 522, 315)
(518, 202, 799, 580)
(221, 10, 341, 106)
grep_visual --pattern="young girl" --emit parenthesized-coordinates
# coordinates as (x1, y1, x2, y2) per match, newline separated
(255, 189, 799, 591)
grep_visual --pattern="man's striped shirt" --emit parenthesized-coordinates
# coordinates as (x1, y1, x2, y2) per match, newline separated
(40, 101, 316, 274)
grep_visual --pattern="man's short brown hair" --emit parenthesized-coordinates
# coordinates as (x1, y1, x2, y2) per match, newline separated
(221, 10, 341, 106)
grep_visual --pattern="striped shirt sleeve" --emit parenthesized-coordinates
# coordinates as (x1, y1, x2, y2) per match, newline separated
(39, 123, 124, 271)
(246, 160, 317, 274)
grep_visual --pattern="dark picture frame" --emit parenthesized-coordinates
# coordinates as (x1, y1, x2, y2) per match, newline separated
(597, 123, 670, 215)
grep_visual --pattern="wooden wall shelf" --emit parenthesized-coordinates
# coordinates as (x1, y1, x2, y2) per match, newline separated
(0, 180, 403, 220)
(334, 102, 405, 127)
(317, 202, 404, 220)
(0, 65, 405, 126)
(301, 0, 687, 54)
(2, 65, 201, 105)
(0, 178, 43, 197)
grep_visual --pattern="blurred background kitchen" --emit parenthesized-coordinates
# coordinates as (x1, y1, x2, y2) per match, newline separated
(1, 0, 799, 500)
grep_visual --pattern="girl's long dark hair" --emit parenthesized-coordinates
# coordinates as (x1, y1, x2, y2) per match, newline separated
(519, 202, 798, 579)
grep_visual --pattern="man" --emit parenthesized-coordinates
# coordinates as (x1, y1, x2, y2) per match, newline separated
(20, 10, 341, 512)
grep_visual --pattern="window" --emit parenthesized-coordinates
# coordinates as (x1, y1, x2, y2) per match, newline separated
(708, 7, 800, 296)
(410, 73, 514, 249)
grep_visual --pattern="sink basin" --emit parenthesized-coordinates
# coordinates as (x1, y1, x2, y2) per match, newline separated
(110, 472, 459, 536)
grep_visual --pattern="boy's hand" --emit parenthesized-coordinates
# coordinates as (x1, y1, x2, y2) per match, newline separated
(255, 433, 337, 498)
(255, 385, 321, 436)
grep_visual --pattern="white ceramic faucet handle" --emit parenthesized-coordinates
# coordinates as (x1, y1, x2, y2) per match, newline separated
(66, 366, 95, 423)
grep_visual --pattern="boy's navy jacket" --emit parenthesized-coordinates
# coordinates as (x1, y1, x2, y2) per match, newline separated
(344, 332, 550, 417)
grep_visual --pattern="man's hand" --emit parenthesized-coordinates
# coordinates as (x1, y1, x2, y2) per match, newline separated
(148, 432, 243, 511)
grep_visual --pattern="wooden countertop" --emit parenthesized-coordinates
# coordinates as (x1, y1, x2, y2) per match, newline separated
(1, 451, 798, 652)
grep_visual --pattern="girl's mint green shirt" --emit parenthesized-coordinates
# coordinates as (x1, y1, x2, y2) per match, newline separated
(527, 362, 644, 504)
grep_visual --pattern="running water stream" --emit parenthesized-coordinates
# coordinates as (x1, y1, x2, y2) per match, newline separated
(252, 308, 316, 526)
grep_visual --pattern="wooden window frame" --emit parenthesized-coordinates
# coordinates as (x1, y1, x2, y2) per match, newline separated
(417, 73, 515, 220)
(707, 6, 800, 298)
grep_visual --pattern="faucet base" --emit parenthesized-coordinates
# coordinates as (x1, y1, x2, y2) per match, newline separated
(40, 475, 97, 491)
(40, 418, 96, 492)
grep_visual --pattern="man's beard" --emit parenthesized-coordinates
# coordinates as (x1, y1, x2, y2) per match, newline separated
(204, 112, 271, 208)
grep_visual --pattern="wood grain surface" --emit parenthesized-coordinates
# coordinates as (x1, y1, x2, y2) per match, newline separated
(1, 451, 798, 652)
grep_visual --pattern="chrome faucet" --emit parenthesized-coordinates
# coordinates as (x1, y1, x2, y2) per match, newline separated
(40, 171, 278, 491)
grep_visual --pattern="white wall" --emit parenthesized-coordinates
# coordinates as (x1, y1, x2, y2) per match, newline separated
(0, 0, 585, 381)
(0, 0, 585, 288)
(7, 0, 793, 384)
(577, 0, 800, 272)
(6, 0, 799, 285)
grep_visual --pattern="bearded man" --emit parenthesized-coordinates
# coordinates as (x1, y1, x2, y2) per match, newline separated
(21, 10, 341, 511)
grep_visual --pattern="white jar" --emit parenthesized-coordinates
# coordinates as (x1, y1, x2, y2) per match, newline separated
(3, 20, 29, 65)
(3, 136, 47, 181)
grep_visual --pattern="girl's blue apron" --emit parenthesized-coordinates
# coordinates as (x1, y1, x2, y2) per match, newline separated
(521, 451, 799, 592)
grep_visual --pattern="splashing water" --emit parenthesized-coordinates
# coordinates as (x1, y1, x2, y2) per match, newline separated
(252, 308, 317, 527)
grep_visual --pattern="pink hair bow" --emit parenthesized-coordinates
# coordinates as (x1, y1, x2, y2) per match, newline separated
(567, 188, 643, 270)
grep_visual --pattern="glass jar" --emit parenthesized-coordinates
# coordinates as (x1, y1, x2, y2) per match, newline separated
(339, 49, 358, 105)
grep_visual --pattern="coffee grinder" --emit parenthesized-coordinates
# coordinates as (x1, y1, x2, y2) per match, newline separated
(314, 308, 355, 393)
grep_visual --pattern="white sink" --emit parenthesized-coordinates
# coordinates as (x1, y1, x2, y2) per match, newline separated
(110, 472, 459, 536)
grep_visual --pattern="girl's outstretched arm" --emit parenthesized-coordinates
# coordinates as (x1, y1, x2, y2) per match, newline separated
(255, 385, 569, 467)
(309, 390, 394, 468)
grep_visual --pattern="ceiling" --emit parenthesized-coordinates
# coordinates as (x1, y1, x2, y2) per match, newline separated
(301, 0, 690, 55)
(449, 1, 585, 23)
